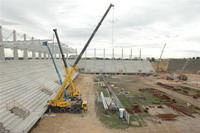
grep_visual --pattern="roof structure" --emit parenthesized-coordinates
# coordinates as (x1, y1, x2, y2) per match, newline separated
(0, 26, 76, 54)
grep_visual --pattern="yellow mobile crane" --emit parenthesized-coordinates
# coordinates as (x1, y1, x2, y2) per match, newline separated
(48, 4, 114, 113)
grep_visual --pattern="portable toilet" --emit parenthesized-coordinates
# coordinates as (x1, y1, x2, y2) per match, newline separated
(119, 108, 124, 118)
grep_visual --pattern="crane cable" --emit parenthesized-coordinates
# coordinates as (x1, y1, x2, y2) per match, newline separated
(112, 6, 115, 48)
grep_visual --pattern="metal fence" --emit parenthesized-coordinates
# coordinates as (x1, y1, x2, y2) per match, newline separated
(6, 100, 30, 119)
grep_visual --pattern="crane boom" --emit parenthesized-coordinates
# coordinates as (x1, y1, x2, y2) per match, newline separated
(53, 29, 78, 100)
(157, 43, 166, 72)
(43, 42, 63, 84)
(73, 3, 114, 67)
(53, 29, 68, 69)
(49, 4, 114, 104)
(43, 41, 71, 101)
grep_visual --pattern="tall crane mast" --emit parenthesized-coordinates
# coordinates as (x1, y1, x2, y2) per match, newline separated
(53, 29, 78, 99)
(73, 3, 114, 67)
(48, 4, 114, 113)
(157, 43, 166, 72)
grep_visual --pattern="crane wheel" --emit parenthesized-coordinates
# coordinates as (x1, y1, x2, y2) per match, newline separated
(60, 108, 66, 113)
(69, 108, 75, 113)
(76, 108, 82, 113)
(52, 107, 59, 113)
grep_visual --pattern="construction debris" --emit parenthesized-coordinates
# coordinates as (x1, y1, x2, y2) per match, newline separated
(98, 82, 106, 88)
(144, 108, 149, 113)
(192, 92, 200, 99)
(156, 114, 177, 121)
(157, 82, 174, 89)
(104, 97, 118, 110)
(97, 74, 200, 130)
(137, 95, 146, 100)
(94, 77, 101, 82)
(157, 82, 200, 99)
(119, 88, 130, 95)
(177, 74, 188, 81)
(139, 88, 154, 93)
(132, 104, 142, 113)
(100, 92, 108, 110)
(166, 74, 174, 80)
(166, 104, 195, 118)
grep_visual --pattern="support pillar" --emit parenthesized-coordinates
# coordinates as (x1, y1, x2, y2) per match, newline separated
(67, 48, 69, 60)
(85, 49, 87, 59)
(59, 53, 61, 59)
(54, 54, 56, 59)
(44, 52, 46, 59)
(139, 49, 141, 60)
(13, 30, 16, 41)
(51, 54, 54, 59)
(24, 34, 26, 41)
(131, 49, 132, 60)
(0, 45, 5, 60)
(76, 48, 78, 58)
(32, 50, 36, 60)
(24, 49, 28, 60)
(103, 48, 105, 60)
(47, 53, 50, 59)
(94, 48, 96, 59)
(38, 51, 41, 60)
(112, 48, 114, 59)
(13, 47, 18, 60)
(53, 54, 56, 59)
(0, 26, 3, 42)
(122, 48, 123, 60)
(0, 26, 4, 60)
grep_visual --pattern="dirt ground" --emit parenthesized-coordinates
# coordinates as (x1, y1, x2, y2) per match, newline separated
(30, 74, 181, 133)
(143, 76, 200, 133)
(144, 76, 200, 108)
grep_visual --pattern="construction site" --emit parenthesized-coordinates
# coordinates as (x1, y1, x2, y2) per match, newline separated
(1, 1, 200, 133)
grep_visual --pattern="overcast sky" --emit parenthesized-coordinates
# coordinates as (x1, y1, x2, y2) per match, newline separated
(0, 0, 200, 58)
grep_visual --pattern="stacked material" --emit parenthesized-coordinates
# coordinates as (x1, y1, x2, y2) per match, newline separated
(100, 92, 108, 110)
(104, 97, 118, 110)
